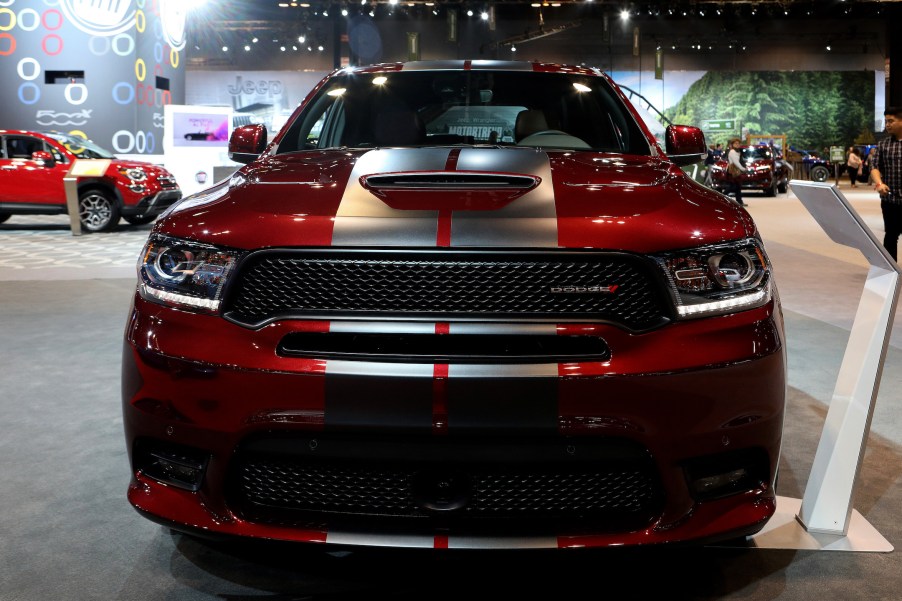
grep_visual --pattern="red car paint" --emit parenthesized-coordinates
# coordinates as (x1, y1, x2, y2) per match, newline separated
(123, 61, 785, 549)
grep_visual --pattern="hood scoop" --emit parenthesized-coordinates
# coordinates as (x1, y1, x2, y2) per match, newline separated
(360, 171, 541, 211)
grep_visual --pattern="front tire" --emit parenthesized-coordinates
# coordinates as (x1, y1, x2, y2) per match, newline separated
(78, 189, 120, 232)
(810, 165, 830, 182)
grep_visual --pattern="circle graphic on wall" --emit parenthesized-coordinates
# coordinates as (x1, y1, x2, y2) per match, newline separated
(159, 0, 186, 51)
(59, 0, 136, 37)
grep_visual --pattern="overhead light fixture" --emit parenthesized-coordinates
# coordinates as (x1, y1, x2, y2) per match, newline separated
(620, 9, 629, 20)
(342, 8, 348, 15)
(244, 44, 250, 51)
(481, 11, 488, 20)
(298, 35, 306, 43)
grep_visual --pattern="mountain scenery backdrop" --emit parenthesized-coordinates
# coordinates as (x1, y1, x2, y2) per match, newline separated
(663, 71, 875, 150)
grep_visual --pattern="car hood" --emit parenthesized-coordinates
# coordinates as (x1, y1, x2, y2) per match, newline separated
(157, 147, 755, 253)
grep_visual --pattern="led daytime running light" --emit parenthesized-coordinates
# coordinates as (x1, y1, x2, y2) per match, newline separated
(675, 286, 769, 317)
(141, 285, 222, 311)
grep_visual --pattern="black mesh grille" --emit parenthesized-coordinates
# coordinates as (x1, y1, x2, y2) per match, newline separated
(223, 250, 671, 330)
(228, 440, 663, 531)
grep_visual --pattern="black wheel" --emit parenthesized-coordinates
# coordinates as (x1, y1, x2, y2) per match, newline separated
(0, 212, 10, 224)
(78, 189, 120, 232)
(777, 181, 788, 194)
(123, 214, 156, 226)
(810, 165, 830, 182)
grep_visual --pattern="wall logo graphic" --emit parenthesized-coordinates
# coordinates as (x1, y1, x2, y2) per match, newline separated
(36, 109, 93, 126)
(59, 0, 136, 37)
(159, 0, 187, 51)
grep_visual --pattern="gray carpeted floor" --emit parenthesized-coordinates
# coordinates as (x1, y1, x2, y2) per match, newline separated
(1, 185, 901, 599)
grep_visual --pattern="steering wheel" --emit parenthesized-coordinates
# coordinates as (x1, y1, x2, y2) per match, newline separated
(526, 129, 570, 137)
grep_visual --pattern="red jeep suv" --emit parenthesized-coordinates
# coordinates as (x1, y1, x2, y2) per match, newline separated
(0, 130, 181, 231)
(122, 61, 786, 549)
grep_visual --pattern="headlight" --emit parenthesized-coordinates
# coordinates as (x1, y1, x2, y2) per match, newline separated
(138, 235, 241, 313)
(120, 167, 147, 181)
(655, 239, 771, 318)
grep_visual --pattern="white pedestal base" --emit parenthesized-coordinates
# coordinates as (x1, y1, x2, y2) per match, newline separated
(735, 496, 893, 552)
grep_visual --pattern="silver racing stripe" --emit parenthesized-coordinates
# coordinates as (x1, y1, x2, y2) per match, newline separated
(331, 148, 451, 246)
(331, 147, 559, 247)
(451, 148, 558, 247)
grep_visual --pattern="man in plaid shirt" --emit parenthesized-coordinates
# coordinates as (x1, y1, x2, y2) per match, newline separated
(873, 107, 902, 260)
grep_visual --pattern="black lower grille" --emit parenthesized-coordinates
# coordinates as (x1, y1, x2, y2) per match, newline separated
(223, 249, 671, 331)
(227, 436, 663, 532)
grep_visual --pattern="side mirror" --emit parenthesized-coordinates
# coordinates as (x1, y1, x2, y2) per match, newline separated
(31, 150, 56, 168)
(665, 125, 706, 166)
(228, 124, 268, 164)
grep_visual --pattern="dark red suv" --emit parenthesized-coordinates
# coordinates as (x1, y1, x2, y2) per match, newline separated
(123, 61, 786, 549)
(0, 130, 181, 231)
(710, 143, 790, 196)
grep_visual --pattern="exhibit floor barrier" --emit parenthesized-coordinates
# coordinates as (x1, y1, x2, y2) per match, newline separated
(746, 181, 896, 552)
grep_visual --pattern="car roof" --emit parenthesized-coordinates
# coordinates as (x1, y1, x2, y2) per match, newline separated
(339, 60, 602, 77)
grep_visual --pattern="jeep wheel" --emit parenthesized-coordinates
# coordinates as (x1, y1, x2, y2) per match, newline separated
(777, 181, 788, 194)
(123, 214, 156, 226)
(810, 165, 830, 182)
(78, 189, 120, 232)
(0, 212, 10, 224)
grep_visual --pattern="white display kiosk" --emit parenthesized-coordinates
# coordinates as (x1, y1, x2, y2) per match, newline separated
(162, 105, 236, 197)
(747, 180, 897, 552)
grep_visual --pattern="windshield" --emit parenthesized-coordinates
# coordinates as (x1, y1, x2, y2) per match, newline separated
(277, 70, 651, 154)
(742, 147, 772, 161)
(45, 132, 116, 159)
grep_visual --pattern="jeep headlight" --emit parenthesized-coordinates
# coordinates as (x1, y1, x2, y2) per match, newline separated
(138, 235, 240, 312)
(655, 239, 771, 318)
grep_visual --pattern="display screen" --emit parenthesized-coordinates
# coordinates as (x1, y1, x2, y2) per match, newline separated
(172, 112, 230, 147)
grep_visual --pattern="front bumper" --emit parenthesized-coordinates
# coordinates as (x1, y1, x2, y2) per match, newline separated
(122, 294, 786, 548)
(121, 189, 183, 217)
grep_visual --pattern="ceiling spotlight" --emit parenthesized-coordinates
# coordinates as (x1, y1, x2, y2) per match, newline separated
(280, 46, 286, 51)
(467, 9, 473, 16)
(511, 44, 517, 52)
(292, 45, 298, 50)
(481, 11, 488, 20)
(221, 45, 228, 51)
(244, 44, 250, 51)
(620, 9, 629, 20)
(252, 37, 258, 43)
(322, 9, 328, 16)
(298, 35, 306, 43)
(318, 45, 324, 51)
(826, 43, 832, 51)
(342, 8, 348, 15)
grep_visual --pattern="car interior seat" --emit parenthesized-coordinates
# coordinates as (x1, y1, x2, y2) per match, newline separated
(514, 109, 549, 142)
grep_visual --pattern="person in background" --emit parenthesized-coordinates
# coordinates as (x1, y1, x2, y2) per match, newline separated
(703, 144, 717, 186)
(846, 146, 863, 188)
(862, 146, 877, 184)
(872, 107, 902, 260)
(726, 138, 747, 206)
